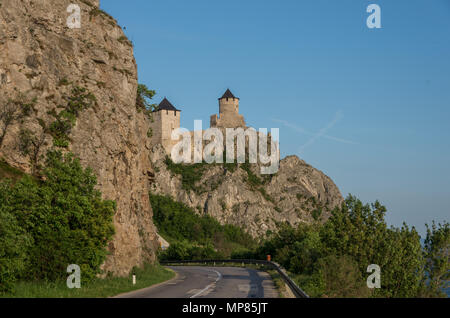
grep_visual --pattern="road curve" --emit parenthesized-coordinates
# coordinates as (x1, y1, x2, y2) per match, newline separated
(115, 266, 279, 298)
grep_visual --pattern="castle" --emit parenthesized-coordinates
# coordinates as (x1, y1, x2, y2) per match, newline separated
(149, 89, 247, 154)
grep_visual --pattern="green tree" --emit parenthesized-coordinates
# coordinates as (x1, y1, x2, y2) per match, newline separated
(313, 255, 370, 298)
(422, 221, 449, 297)
(151, 194, 255, 260)
(18, 128, 47, 176)
(0, 184, 32, 293)
(320, 195, 424, 297)
(136, 84, 157, 113)
(0, 150, 115, 283)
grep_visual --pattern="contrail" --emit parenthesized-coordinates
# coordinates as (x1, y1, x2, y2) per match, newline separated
(298, 111, 344, 154)
(272, 115, 357, 150)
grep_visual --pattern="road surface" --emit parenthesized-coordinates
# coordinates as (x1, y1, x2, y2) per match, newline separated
(115, 266, 279, 298)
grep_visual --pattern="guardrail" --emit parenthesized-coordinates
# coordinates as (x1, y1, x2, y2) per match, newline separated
(160, 259, 309, 298)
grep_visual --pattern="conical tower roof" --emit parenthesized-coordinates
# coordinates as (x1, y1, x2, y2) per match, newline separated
(219, 88, 239, 100)
(154, 97, 180, 112)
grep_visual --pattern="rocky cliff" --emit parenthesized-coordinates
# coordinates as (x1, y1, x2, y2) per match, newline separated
(0, 0, 158, 275)
(149, 144, 344, 238)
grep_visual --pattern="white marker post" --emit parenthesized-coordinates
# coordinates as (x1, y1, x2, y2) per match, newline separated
(132, 275, 136, 285)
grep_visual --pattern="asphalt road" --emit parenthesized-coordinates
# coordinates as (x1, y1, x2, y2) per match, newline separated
(115, 266, 279, 298)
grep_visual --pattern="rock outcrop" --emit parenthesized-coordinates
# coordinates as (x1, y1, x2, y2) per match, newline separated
(0, 0, 158, 275)
(149, 144, 344, 238)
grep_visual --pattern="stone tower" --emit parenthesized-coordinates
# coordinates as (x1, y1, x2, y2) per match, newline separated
(210, 89, 246, 129)
(149, 98, 181, 154)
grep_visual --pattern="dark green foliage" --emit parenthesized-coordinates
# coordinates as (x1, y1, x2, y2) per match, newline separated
(422, 221, 449, 297)
(0, 157, 24, 181)
(150, 194, 256, 260)
(136, 84, 156, 114)
(240, 162, 263, 187)
(164, 152, 242, 194)
(0, 150, 115, 289)
(164, 156, 207, 193)
(320, 195, 424, 297)
(160, 241, 219, 261)
(0, 191, 32, 293)
(250, 195, 437, 298)
(298, 255, 370, 298)
(312, 207, 322, 220)
(18, 129, 47, 175)
(136, 84, 157, 138)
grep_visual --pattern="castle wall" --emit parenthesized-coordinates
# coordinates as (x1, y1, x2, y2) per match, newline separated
(211, 97, 246, 129)
(219, 97, 239, 114)
(149, 110, 180, 154)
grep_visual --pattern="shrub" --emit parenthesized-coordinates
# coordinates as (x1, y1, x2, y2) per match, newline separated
(164, 156, 207, 193)
(314, 255, 371, 298)
(150, 194, 255, 260)
(320, 195, 424, 297)
(0, 190, 32, 293)
(422, 221, 449, 297)
(0, 150, 115, 283)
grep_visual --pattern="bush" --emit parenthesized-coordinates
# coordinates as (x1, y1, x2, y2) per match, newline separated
(0, 195, 32, 293)
(159, 241, 219, 261)
(0, 150, 115, 284)
(320, 195, 424, 297)
(422, 221, 449, 297)
(314, 255, 370, 298)
(255, 195, 433, 298)
(164, 156, 207, 193)
(151, 194, 256, 260)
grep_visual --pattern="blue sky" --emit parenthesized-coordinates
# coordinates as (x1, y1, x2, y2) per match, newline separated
(100, 0, 450, 236)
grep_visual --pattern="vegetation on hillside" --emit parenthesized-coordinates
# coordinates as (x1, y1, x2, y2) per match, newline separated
(136, 83, 157, 137)
(164, 156, 208, 193)
(0, 93, 37, 148)
(0, 157, 25, 181)
(1, 263, 173, 298)
(150, 194, 257, 260)
(0, 150, 115, 294)
(233, 195, 449, 298)
(48, 85, 97, 148)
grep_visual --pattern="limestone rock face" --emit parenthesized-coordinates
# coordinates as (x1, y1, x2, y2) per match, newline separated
(0, 0, 158, 275)
(149, 144, 344, 238)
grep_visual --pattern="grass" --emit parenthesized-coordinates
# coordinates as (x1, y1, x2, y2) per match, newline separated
(1, 263, 175, 298)
(266, 269, 290, 298)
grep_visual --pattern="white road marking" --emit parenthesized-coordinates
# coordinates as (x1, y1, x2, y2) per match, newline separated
(190, 269, 222, 298)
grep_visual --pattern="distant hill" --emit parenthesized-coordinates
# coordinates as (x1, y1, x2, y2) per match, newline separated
(149, 144, 343, 238)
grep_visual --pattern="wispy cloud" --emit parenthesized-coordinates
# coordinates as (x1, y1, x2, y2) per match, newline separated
(272, 111, 357, 154)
